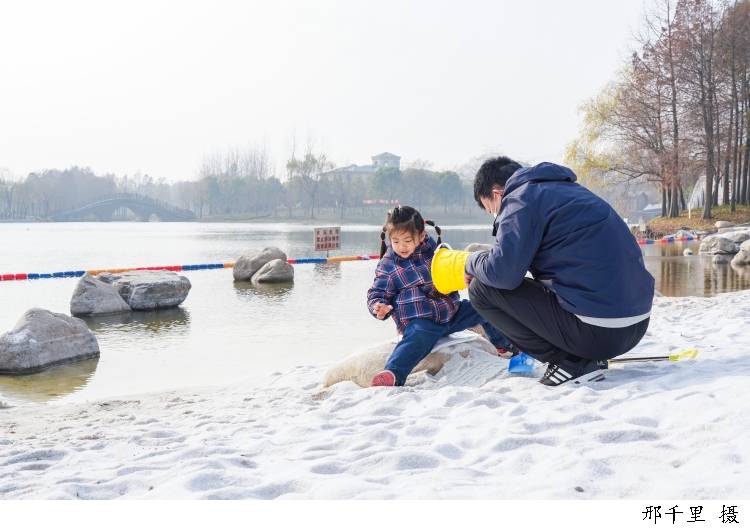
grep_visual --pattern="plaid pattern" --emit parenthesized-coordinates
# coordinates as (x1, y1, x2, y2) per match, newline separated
(367, 236, 460, 333)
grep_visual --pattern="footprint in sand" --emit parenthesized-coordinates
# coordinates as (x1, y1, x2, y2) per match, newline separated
(310, 461, 347, 474)
(5, 449, 66, 465)
(395, 452, 440, 470)
(492, 436, 556, 451)
(187, 472, 234, 492)
(433, 443, 463, 460)
(596, 429, 660, 443)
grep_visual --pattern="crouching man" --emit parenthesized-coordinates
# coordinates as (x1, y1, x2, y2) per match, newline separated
(466, 157, 655, 386)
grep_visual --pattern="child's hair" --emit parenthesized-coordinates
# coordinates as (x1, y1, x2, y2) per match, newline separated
(379, 205, 441, 258)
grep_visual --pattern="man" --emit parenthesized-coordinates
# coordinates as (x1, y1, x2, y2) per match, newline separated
(465, 156, 654, 386)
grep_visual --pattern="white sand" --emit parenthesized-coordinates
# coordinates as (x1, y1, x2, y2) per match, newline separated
(1, 290, 749, 499)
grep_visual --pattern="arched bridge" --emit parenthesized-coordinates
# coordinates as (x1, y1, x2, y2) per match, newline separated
(51, 193, 196, 222)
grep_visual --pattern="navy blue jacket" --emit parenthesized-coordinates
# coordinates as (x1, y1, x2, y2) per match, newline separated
(466, 162, 654, 319)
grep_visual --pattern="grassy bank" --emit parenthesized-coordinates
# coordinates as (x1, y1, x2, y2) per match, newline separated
(648, 204, 750, 234)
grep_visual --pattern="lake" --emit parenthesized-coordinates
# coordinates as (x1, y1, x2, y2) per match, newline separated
(1, 222, 748, 404)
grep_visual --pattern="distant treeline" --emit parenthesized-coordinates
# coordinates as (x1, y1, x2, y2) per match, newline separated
(0, 149, 484, 221)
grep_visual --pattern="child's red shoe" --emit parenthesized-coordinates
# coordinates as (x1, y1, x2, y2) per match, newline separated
(371, 370, 396, 387)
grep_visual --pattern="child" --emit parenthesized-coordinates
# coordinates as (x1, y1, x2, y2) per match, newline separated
(366, 205, 515, 387)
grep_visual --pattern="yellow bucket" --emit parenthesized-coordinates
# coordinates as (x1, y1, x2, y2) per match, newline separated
(431, 244, 471, 294)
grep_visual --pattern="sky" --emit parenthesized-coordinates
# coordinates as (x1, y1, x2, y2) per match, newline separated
(0, 0, 647, 181)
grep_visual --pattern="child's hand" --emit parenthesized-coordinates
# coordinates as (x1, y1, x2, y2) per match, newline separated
(373, 302, 393, 320)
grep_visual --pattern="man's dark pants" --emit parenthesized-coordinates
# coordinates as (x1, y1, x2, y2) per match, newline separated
(468, 278, 649, 364)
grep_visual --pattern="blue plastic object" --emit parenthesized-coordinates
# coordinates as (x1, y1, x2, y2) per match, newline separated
(508, 352, 536, 375)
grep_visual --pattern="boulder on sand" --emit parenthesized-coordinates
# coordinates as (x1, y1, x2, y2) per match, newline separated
(233, 247, 287, 281)
(323, 331, 497, 388)
(0, 308, 100, 374)
(715, 220, 735, 229)
(96, 270, 191, 311)
(70, 274, 132, 316)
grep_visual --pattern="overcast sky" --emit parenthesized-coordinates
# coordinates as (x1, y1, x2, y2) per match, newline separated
(0, 0, 647, 181)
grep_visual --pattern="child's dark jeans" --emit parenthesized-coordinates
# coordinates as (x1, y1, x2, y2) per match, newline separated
(385, 299, 512, 385)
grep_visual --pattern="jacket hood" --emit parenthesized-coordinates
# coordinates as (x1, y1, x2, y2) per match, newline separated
(504, 162, 577, 196)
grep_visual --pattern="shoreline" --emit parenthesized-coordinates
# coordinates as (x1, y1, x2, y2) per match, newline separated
(1, 289, 749, 499)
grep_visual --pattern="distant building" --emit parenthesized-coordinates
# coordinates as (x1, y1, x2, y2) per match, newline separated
(322, 152, 401, 179)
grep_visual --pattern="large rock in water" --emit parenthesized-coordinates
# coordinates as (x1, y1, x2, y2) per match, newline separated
(721, 230, 750, 244)
(252, 258, 294, 284)
(96, 270, 191, 310)
(715, 220, 735, 229)
(731, 244, 750, 266)
(233, 247, 287, 281)
(323, 331, 498, 388)
(0, 308, 100, 374)
(70, 274, 132, 316)
(699, 235, 739, 255)
(731, 251, 750, 266)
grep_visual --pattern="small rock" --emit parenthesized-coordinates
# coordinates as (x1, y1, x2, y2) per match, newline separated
(251, 258, 294, 284)
(575, 486, 585, 493)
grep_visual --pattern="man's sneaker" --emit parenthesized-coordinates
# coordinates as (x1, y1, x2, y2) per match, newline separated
(539, 358, 608, 386)
(371, 370, 397, 387)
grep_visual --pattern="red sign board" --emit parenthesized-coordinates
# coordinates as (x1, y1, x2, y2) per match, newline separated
(314, 226, 341, 252)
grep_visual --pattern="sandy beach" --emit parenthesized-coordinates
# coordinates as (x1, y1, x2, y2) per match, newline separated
(1, 289, 749, 500)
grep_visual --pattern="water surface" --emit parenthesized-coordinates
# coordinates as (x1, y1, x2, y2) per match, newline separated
(0, 222, 747, 404)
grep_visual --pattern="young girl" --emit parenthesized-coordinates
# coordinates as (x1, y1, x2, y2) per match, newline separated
(366, 205, 514, 387)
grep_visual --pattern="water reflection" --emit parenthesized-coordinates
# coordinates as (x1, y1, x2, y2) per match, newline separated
(0, 357, 99, 403)
(233, 281, 294, 302)
(643, 242, 750, 296)
(312, 262, 342, 281)
(83, 307, 191, 334)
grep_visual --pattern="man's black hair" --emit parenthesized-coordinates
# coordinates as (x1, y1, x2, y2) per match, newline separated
(473, 156, 522, 209)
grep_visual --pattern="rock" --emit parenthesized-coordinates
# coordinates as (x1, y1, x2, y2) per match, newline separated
(464, 243, 493, 253)
(251, 258, 294, 284)
(741, 240, 750, 252)
(720, 230, 750, 244)
(323, 332, 497, 388)
(96, 270, 191, 310)
(233, 247, 287, 281)
(70, 274, 132, 316)
(731, 250, 750, 267)
(674, 229, 697, 239)
(0, 308, 100, 374)
(715, 220, 735, 229)
(683, 248, 694, 256)
(713, 254, 731, 264)
(699, 235, 739, 255)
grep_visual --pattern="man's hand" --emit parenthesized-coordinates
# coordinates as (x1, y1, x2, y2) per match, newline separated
(373, 302, 393, 320)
